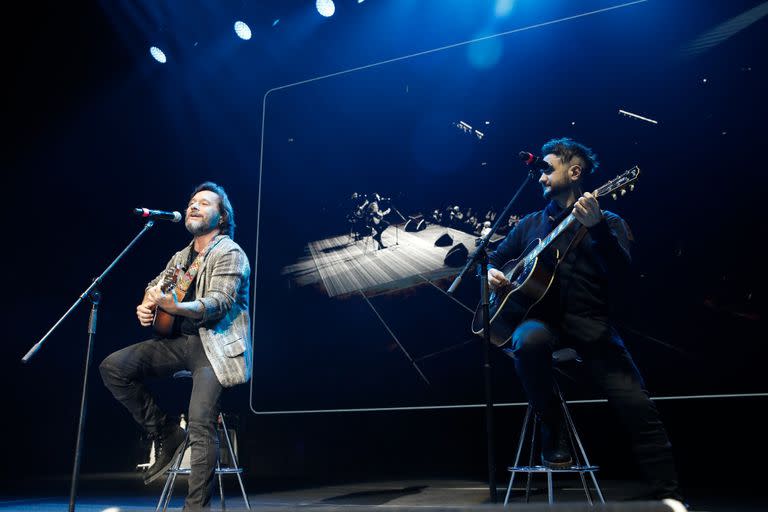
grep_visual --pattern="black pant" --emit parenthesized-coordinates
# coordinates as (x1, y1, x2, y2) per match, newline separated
(369, 221, 388, 249)
(505, 319, 679, 499)
(99, 334, 222, 510)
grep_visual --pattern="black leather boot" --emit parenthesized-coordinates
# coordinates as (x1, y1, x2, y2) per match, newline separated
(143, 423, 187, 484)
(539, 411, 572, 468)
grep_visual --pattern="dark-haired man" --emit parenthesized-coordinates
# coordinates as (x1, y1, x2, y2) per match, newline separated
(100, 182, 251, 510)
(488, 138, 682, 501)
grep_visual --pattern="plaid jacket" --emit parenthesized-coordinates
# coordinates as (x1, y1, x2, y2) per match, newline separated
(148, 235, 252, 387)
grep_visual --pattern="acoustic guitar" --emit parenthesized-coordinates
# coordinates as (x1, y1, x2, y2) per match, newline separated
(471, 166, 640, 347)
(152, 264, 185, 337)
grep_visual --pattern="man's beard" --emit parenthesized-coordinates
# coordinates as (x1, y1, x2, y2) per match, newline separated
(186, 218, 217, 236)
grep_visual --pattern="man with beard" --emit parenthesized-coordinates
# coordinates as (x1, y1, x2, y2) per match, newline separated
(100, 182, 251, 510)
(487, 138, 683, 503)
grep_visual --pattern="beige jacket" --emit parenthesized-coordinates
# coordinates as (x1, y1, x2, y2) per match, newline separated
(148, 235, 252, 387)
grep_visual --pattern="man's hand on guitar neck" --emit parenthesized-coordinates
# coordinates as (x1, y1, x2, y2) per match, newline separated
(573, 191, 603, 228)
(488, 268, 510, 290)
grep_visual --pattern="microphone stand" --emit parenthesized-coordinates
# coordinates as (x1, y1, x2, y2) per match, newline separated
(21, 220, 157, 512)
(390, 205, 407, 246)
(447, 167, 538, 502)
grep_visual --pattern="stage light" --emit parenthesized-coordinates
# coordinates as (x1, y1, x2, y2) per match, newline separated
(234, 20, 252, 40)
(316, 0, 335, 17)
(495, 0, 515, 18)
(149, 46, 167, 63)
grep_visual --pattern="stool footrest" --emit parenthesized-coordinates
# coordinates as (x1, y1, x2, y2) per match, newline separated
(508, 464, 599, 473)
(166, 467, 244, 475)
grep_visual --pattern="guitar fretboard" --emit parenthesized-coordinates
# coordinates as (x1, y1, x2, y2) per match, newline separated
(502, 165, 639, 280)
(521, 213, 577, 267)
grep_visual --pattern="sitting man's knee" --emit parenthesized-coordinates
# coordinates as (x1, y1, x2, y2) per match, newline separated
(512, 320, 554, 355)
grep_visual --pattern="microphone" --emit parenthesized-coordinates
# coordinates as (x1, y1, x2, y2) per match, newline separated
(133, 208, 182, 222)
(519, 151, 551, 171)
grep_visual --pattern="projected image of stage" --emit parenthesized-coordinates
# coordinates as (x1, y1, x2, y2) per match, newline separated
(283, 224, 495, 298)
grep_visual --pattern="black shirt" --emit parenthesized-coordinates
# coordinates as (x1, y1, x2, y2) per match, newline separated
(488, 200, 633, 343)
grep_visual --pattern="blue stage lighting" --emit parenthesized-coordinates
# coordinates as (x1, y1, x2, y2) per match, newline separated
(149, 46, 167, 63)
(316, 0, 335, 18)
(234, 21, 252, 40)
(495, 0, 515, 18)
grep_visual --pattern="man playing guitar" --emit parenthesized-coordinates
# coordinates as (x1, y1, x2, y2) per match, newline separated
(367, 193, 391, 250)
(99, 182, 251, 510)
(487, 138, 683, 502)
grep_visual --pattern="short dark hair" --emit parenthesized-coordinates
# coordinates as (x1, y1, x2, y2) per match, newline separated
(541, 137, 599, 176)
(191, 181, 236, 238)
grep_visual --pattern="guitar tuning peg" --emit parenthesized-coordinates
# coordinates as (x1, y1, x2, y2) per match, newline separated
(620, 189, 627, 196)
(611, 193, 618, 200)
(629, 184, 635, 191)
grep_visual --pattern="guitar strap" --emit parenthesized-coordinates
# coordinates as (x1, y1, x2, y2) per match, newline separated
(174, 235, 226, 294)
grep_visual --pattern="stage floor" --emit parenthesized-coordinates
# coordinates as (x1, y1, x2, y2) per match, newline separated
(0, 475, 760, 511)
(282, 224, 483, 298)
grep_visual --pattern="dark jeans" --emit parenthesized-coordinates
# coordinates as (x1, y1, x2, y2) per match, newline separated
(505, 319, 680, 499)
(99, 334, 222, 510)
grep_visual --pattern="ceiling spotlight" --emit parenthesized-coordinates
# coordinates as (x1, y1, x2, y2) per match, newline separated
(149, 46, 167, 63)
(316, 0, 335, 17)
(234, 21, 252, 40)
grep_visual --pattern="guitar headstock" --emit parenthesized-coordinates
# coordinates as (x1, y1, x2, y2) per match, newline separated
(160, 264, 184, 293)
(595, 166, 640, 201)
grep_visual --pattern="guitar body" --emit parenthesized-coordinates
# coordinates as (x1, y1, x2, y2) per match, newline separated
(470, 165, 641, 348)
(152, 264, 186, 338)
(471, 240, 559, 347)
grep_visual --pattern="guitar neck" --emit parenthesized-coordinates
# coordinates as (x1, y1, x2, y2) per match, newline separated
(522, 212, 579, 266)
(516, 165, 639, 269)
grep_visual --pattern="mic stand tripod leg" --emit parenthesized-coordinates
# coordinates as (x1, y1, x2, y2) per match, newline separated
(477, 249, 498, 503)
(69, 288, 100, 512)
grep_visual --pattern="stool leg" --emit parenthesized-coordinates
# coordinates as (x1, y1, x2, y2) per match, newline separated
(162, 472, 178, 512)
(579, 470, 594, 506)
(589, 471, 605, 504)
(556, 386, 605, 504)
(156, 431, 189, 512)
(216, 458, 225, 510)
(156, 474, 172, 512)
(547, 470, 553, 505)
(557, 396, 593, 504)
(219, 413, 251, 509)
(525, 414, 539, 503)
(505, 406, 532, 505)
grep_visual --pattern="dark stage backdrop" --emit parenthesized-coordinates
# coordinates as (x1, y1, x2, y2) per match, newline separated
(250, 0, 766, 414)
(3, 0, 765, 491)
